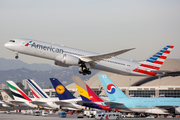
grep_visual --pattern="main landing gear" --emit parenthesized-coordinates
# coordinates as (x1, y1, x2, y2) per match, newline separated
(78, 63, 91, 75)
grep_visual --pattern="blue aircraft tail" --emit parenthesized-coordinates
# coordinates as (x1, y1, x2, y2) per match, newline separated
(50, 78, 75, 100)
(98, 74, 128, 101)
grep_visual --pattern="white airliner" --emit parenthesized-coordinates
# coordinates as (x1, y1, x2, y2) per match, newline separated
(4, 38, 177, 76)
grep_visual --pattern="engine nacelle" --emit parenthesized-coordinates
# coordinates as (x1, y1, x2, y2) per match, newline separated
(54, 61, 69, 67)
(55, 54, 80, 65)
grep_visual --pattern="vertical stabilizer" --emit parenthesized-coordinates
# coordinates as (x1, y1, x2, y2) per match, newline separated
(133, 45, 174, 76)
(98, 74, 128, 101)
(50, 78, 75, 100)
(26, 79, 49, 99)
(6, 81, 32, 101)
(72, 76, 104, 102)
(0, 89, 13, 101)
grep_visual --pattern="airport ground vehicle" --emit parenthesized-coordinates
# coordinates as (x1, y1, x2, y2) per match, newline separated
(42, 111, 48, 117)
(59, 111, 66, 118)
(33, 111, 41, 116)
(95, 112, 122, 120)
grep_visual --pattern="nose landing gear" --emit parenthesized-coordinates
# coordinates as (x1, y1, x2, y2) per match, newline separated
(15, 52, 19, 59)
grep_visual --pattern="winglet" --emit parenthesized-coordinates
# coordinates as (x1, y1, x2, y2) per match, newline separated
(49, 78, 75, 100)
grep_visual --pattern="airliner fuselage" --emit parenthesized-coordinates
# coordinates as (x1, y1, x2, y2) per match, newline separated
(4, 38, 173, 76)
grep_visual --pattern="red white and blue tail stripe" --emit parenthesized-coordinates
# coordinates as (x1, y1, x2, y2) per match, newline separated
(133, 45, 174, 76)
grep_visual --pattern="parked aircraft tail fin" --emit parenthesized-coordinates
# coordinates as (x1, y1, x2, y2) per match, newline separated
(26, 79, 49, 99)
(6, 81, 32, 101)
(98, 74, 128, 101)
(0, 89, 13, 101)
(50, 78, 75, 100)
(72, 76, 104, 102)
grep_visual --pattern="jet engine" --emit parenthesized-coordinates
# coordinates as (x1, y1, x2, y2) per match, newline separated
(55, 54, 80, 65)
(55, 54, 92, 75)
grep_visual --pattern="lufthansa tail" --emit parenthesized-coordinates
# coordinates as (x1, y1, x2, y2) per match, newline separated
(50, 78, 75, 100)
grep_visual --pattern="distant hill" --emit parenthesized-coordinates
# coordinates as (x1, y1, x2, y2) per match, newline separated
(0, 58, 99, 88)
(0, 67, 99, 89)
(0, 57, 59, 71)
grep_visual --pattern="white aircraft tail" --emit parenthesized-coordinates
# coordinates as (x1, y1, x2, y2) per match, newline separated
(0, 89, 13, 101)
(26, 79, 49, 99)
(6, 81, 32, 101)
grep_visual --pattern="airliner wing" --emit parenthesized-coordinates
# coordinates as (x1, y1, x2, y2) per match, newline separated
(80, 48, 135, 63)
(104, 101, 124, 108)
(152, 70, 180, 76)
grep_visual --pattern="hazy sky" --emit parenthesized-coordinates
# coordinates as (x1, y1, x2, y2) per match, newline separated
(1, 0, 180, 65)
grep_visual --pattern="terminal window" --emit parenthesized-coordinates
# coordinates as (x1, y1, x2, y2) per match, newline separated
(129, 90, 155, 97)
(159, 90, 180, 98)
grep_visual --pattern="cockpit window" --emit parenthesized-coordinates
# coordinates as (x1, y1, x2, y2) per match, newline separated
(9, 40, 15, 42)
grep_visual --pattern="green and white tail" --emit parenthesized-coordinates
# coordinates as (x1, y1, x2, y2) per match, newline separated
(7, 81, 32, 101)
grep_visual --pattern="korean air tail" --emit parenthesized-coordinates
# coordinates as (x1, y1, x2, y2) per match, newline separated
(26, 79, 49, 99)
(6, 81, 32, 101)
(133, 45, 174, 76)
(50, 78, 75, 100)
(98, 74, 128, 101)
(72, 76, 104, 102)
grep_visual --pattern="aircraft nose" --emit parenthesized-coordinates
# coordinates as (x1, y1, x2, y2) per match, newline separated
(4, 42, 12, 49)
(4, 43, 9, 48)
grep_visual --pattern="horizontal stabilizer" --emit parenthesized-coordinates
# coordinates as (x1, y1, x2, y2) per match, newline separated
(55, 101, 70, 105)
(31, 101, 46, 104)
(104, 101, 124, 108)
(10, 100, 26, 104)
(76, 101, 97, 106)
(152, 70, 180, 76)
(156, 106, 175, 109)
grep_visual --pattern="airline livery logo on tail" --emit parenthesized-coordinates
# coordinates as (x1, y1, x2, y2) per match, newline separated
(56, 85, 65, 94)
(107, 84, 116, 94)
(25, 41, 33, 46)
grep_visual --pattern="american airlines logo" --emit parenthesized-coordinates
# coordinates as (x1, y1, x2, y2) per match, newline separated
(26, 41, 64, 54)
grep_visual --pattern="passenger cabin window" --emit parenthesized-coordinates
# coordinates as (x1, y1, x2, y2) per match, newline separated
(9, 40, 15, 42)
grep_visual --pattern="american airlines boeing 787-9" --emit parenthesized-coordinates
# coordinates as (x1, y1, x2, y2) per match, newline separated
(4, 38, 177, 76)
